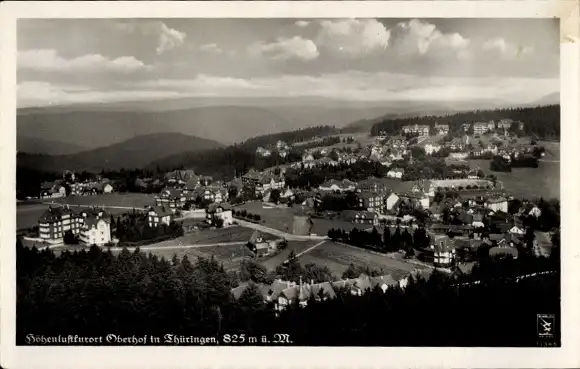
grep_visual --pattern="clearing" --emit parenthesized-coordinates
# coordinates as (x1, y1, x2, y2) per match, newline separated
(296, 241, 425, 279)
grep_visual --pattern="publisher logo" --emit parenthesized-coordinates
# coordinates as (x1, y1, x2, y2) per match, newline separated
(537, 314, 555, 337)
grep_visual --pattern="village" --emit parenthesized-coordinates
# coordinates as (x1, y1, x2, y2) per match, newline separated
(18, 118, 558, 311)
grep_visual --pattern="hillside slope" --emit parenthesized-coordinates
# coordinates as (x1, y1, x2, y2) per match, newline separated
(17, 136, 88, 155)
(17, 106, 302, 148)
(17, 132, 223, 172)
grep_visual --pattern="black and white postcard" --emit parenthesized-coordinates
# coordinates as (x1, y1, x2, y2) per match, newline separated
(1, 1, 579, 368)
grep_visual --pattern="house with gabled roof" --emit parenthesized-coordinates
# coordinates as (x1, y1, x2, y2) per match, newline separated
(319, 179, 356, 193)
(341, 210, 379, 225)
(206, 203, 233, 227)
(155, 186, 186, 212)
(165, 169, 197, 185)
(247, 230, 270, 256)
(39, 181, 67, 199)
(148, 205, 173, 227)
(79, 210, 112, 246)
(370, 274, 399, 293)
(431, 235, 456, 267)
(38, 205, 83, 244)
(485, 196, 508, 213)
(357, 191, 385, 213)
(387, 168, 404, 179)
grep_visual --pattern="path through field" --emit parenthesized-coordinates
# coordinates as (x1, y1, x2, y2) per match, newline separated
(283, 240, 326, 263)
(234, 218, 326, 241)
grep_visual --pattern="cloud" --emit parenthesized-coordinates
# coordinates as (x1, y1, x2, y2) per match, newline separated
(199, 43, 224, 54)
(391, 19, 470, 57)
(18, 49, 148, 73)
(17, 81, 182, 108)
(113, 20, 186, 55)
(315, 19, 391, 58)
(295, 20, 310, 28)
(482, 37, 534, 59)
(114, 71, 558, 105)
(248, 36, 319, 61)
(18, 71, 558, 108)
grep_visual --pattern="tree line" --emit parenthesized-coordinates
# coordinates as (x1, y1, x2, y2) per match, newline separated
(16, 239, 560, 346)
(371, 105, 560, 140)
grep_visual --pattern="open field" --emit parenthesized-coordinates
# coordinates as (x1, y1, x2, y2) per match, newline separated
(469, 159, 559, 200)
(234, 202, 371, 236)
(258, 240, 320, 271)
(234, 202, 297, 233)
(142, 244, 255, 270)
(146, 226, 256, 247)
(45, 192, 156, 208)
(296, 241, 425, 278)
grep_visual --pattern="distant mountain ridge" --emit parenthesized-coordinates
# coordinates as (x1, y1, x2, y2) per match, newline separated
(17, 132, 222, 172)
(17, 105, 303, 148)
(17, 136, 88, 155)
(17, 97, 515, 149)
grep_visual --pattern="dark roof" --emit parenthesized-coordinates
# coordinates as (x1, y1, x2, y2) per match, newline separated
(242, 170, 262, 181)
(311, 282, 336, 300)
(207, 203, 231, 213)
(185, 177, 200, 189)
(38, 206, 78, 223)
(40, 181, 55, 190)
(248, 230, 266, 245)
(149, 205, 173, 217)
(269, 280, 292, 300)
(489, 246, 519, 258)
(433, 235, 455, 252)
(456, 211, 474, 225)
(320, 179, 356, 189)
(79, 207, 108, 218)
(370, 274, 398, 289)
(231, 282, 251, 299)
(165, 169, 197, 182)
(82, 214, 110, 229)
(160, 187, 183, 198)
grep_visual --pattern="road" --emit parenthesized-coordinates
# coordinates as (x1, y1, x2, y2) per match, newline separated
(41, 201, 148, 211)
(36, 241, 248, 252)
(234, 218, 326, 241)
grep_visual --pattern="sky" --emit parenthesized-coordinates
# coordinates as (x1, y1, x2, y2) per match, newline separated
(17, 18, 560, 108)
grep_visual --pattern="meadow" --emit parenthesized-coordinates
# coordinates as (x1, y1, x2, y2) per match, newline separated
(296, 241, 425, 278)
(469, 141, 560, 200)
(47, 192, 156, 208)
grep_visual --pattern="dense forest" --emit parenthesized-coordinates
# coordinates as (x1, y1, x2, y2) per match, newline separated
(147, 125, 337, 178)
(239, 125, 338, 149)
(17, 238, 560, 346)
(370, 105, 560, 139)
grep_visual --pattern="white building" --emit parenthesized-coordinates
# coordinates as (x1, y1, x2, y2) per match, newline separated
(148, 206, 173, 227)
(207, 204, 234, 227)
(385, 193, 400, 211)
(485, 197, 508, 213)
(79, 212, 111, 246)
(424, 143, 442, 155)
(448, 152, 469, 160)
(103, 183, 114, 193)
(387, 168, 404, 179)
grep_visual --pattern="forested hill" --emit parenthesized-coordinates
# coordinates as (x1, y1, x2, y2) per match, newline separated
(238, 125, 337, 150)
(370, 105, 560, 139)
(16, 241, 560, 346)
(147, 125, 337, 179)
